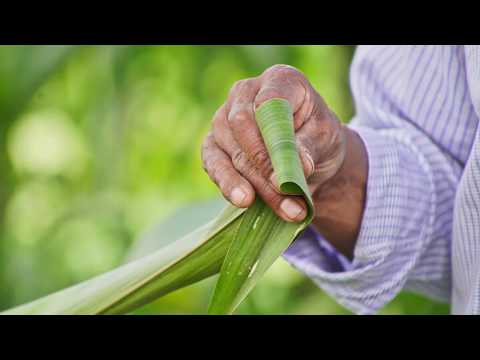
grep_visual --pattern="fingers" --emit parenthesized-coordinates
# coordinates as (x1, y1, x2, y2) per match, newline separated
(226, 78, 270, 177)
(201, 132, 255, 208)
(211, 104, 308, 222)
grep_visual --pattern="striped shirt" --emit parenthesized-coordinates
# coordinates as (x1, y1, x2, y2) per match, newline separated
(284, 45, 480, 314)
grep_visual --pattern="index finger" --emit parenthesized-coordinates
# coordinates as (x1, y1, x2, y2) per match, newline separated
(226, 78, 272, 179)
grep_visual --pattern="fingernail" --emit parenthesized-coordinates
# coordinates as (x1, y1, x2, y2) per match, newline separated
(280, 198, 306, 221)
(231, 187, 247, 206)
(304, 152, 315, 177)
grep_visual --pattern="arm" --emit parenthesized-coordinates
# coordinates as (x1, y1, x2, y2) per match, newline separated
(284, 117, 461, 314)
(201, 63, 461, 314)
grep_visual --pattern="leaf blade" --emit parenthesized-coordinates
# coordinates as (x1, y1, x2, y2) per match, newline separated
(2, 205, 245, 315)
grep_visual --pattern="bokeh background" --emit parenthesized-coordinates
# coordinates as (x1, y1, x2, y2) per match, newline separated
(0, 45, 449, 314)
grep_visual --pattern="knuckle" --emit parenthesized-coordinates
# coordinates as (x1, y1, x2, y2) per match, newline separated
(230, 78, 254, 95)
(231, 146, 272, 181)
(264, 64, 302, 78)
(232, 149, 249, 173)
(256, 73, 306, 107)
(256, 87, 284, 104)
(230, 79, 244, 93)
(232, 150, 259, 180)
(251, 147, 269, 166)
(228, 108, 251, 125)
(250, 147, 272, 176)
(240, 77, 257, 90)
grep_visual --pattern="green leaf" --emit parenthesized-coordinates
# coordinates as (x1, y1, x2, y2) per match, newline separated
(125, 197, 228, 262)
(1, 205, 245, 315)
(208, 98, 313, 314)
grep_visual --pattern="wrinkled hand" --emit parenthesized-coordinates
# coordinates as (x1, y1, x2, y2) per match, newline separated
(201, 64, 348, 223)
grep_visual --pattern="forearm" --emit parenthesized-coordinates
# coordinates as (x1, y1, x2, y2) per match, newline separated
(284, 120, 460, 314)
(310, 125, 368, 260)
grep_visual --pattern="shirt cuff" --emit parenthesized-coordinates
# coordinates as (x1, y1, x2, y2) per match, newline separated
(284, 124, 435, 314)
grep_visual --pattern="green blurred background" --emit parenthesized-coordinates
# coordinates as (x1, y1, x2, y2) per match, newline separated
(0, 45, 449, 314)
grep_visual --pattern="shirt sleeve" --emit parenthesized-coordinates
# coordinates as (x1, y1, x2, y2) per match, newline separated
(283, 119, 461, 315)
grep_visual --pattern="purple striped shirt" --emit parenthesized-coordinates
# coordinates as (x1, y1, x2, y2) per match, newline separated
(284, 45, 480, 314)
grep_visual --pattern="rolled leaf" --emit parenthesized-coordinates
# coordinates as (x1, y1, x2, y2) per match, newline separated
(208, 98, 313, 314)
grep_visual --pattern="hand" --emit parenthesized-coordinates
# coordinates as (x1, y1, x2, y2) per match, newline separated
(202, 64, 346, 221)
(201, 64, 368, 259)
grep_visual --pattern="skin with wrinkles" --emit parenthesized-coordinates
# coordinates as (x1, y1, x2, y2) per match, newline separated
(201, 64, 368, 260)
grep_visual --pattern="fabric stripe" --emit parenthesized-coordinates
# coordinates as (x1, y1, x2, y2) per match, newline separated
(284, 45, 480, 314)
